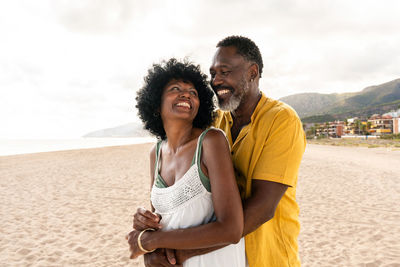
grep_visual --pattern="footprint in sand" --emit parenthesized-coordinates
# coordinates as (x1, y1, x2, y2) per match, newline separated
(74, 246, 87, 253)
(17, 248, 31, 255)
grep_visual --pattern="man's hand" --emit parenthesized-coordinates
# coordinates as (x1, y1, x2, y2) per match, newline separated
(133, 207, 162, 230)
(144, 249, 182, 267)
(173, 249, 190, 265)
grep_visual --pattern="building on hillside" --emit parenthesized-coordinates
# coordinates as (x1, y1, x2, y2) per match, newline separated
(312, 121, 344, 138)
(344, 117, 357, 135)
(304, 111, 400, 138)
(368, 115, 393, 135)
(328, 121, 344, 137)
(344, 117, 369, 135)
(393, 118, 400, 134)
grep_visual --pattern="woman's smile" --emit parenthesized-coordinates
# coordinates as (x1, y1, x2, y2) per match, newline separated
(175, 101, 192, 109)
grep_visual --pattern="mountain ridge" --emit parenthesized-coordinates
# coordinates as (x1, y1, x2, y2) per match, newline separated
(279, 78, 400, 122)
(83, 122, 150, 138)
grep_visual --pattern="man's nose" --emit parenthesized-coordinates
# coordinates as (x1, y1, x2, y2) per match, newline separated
(211, 74, 223, 87)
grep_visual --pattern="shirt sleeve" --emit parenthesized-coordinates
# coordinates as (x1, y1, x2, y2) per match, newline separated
(252, 110, 306, 187)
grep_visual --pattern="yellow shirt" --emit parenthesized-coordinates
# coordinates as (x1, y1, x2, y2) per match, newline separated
(214, 93, 306, 267)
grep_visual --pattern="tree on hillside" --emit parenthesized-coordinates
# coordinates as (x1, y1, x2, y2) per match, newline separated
(361, 124, 367, 135)
(366, 121, 372, 135)
(354, 120, 360, 135)
(306, 126, 316, 139)
(354, 119, 362, 135)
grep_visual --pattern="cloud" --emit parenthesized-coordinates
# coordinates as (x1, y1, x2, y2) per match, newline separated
(1, 0, 400, 137)
(52, 0, 137, 34)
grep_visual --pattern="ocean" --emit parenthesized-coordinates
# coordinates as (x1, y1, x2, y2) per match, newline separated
(0, 137, 156, 156)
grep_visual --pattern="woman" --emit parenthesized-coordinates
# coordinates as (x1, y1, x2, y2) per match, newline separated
(127, 58, 245, 266)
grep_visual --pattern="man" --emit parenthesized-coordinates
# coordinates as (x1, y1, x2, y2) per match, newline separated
(133, 36, 306, 267)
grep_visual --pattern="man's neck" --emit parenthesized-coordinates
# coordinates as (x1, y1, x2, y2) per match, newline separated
(229, 89, 262, 143)
(231, 89, 262, 124)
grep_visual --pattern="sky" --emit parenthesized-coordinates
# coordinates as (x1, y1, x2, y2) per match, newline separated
(1, 0, 399, 138)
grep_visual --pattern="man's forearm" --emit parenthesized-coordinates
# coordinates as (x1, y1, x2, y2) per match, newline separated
(175, 245, 226, 264)
(241, 193, 273, 236)
(242, 180, 288, 236)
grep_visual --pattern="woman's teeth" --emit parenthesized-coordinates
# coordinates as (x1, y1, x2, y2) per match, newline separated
(176, 102, 191, 108)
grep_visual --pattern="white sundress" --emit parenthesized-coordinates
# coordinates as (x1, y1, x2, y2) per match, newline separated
(150, 129, 245, 267)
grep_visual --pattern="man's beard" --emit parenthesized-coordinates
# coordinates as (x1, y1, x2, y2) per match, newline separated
(218, 93, 242, 112)
(217, 77, 248, 112)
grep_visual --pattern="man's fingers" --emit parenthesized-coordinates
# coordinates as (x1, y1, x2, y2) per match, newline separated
(143, 249, 177, 267)
(165, 249, 176, 265)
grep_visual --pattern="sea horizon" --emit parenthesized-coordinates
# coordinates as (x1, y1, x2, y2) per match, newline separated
(0, 137, 156, 156)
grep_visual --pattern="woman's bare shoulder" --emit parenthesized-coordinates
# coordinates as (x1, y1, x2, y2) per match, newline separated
(202, 128, 229, 152)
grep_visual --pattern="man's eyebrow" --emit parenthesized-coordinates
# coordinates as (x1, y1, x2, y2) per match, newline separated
(210, 64, 232, 70)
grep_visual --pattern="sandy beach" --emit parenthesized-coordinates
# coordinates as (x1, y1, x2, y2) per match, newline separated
(1, 143, 400, 266)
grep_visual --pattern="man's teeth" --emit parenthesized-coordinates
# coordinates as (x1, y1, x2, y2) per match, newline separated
(176, 102, 191, 108)
(217, 89, 230, 96)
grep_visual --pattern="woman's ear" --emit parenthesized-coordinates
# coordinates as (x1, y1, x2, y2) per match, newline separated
(153, 107, 161, 118)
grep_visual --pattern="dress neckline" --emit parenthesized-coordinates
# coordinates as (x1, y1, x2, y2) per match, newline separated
(156, 135, 201, 188)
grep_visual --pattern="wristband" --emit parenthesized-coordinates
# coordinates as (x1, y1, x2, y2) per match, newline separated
(137, 228, 156, 253)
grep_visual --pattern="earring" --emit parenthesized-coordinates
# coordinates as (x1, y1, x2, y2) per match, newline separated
(250, 78, 254, 82)
(153, 111, 160, 118)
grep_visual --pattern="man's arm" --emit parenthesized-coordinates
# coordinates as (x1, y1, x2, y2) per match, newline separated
(173, 179, 287, 264)
(242, 179, 287, 235)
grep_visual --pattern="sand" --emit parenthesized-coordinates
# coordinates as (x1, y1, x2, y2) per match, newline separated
(0, 144, 152, 266)
(1, 144, 399, 266)
(298, 145, 400, 267)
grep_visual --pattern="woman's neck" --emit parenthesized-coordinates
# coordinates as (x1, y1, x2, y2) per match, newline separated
(163, 121, 195, 153)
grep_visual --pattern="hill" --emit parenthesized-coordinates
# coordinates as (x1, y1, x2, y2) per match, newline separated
(83, 122, 150, 137)
(279, 78, 400, 122)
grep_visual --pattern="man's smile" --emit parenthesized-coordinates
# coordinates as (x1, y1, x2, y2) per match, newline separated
(216, 89, 231, 96)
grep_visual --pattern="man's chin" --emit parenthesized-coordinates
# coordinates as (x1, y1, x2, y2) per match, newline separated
(218, 97, 241, 112)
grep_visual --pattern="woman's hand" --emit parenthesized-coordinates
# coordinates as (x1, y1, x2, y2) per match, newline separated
(133, 207, 162, 230)
(126, 230, 145, 259)
(126, 229, 156, 259)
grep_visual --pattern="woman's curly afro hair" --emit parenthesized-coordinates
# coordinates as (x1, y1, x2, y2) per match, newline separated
(136, 58, 216, 140)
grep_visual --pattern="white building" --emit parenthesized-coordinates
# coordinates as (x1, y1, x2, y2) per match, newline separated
(383, 108, 400, 118)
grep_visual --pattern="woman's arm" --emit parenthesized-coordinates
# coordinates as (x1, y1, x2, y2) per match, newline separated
(128, 129, 243, 258)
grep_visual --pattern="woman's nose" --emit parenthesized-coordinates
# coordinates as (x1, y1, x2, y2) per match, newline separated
(178, 89, 191, 98)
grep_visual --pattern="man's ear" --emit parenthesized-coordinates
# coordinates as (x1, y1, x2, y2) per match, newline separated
(249, 63, 259, 80)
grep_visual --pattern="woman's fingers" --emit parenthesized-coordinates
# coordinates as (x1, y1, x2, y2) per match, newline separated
(132, 219, 149, 231)
(139, 207, 161, 221)
(133, 207, 162, 230)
